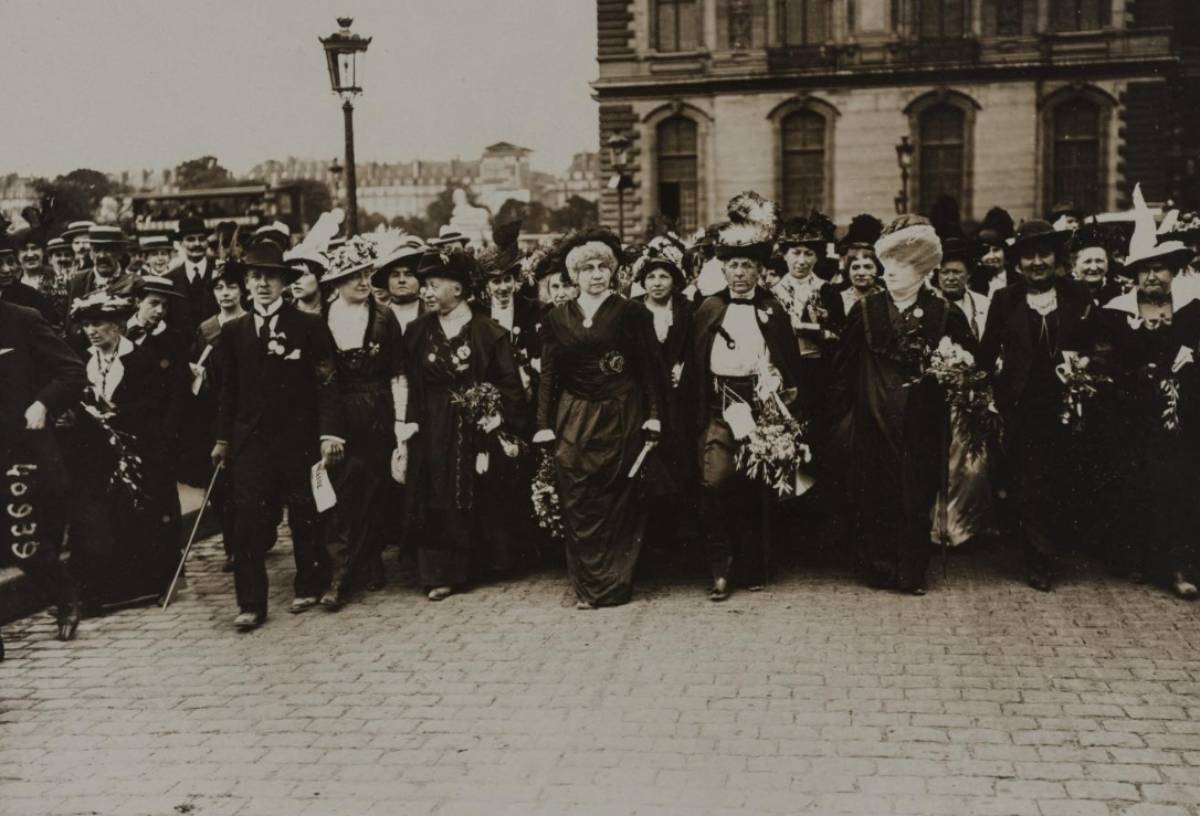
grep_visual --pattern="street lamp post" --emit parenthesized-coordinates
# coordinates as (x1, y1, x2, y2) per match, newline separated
(320, 17, 371, 235)
(328, 158, 343, 208)
(605, 132, 633, 243)
(895, 135, 915, 215)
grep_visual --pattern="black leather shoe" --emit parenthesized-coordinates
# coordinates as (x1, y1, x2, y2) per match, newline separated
(56, 601, 81, 642)
(1028, 573, 1054, 593)
(234, 611, 265, 630)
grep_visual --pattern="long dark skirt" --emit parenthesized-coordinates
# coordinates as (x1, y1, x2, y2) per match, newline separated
(553, 389, 646, 606)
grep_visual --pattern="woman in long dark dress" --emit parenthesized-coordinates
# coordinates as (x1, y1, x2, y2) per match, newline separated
(631, 240, 694, 556)
(402, 250, 526, 601)
(321, 245, 406, 606)
(829, 217, 977, 594)
(534, 231, 666, 608)
(1100, 234, 1200, 598)
(66, 292, 185, 612)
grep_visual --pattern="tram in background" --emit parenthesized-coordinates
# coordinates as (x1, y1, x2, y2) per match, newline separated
(129, 183, 305, 238)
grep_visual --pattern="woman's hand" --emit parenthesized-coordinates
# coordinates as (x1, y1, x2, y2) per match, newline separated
(24, 401, 48, 430)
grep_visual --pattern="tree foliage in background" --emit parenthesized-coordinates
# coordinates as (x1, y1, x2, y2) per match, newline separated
(548, 195, 599, 232)
(174, 156, 255, 190)
(289, 179, 332, 231)
(31, 169, 130, 236)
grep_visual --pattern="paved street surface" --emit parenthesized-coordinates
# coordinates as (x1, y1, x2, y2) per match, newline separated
(3, 530, 1200, 816)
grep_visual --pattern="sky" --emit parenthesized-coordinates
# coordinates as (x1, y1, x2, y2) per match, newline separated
(0, 0, 599, 178)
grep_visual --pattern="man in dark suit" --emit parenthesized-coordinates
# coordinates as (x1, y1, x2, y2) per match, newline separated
(212, 242, 345, 630)
(166, 216, 219, 339)
(979, 220, 1098, 592)
(0, 247, 86, 658)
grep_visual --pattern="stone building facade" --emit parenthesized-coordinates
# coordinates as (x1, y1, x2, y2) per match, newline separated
(593, 0, 1199, 236)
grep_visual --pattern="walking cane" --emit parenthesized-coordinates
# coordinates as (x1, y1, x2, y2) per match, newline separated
(941, 412, 951, 579)
(162, 465, 222, 610)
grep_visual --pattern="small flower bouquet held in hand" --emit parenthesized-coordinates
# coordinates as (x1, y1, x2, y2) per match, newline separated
(919, 337, 1003, 460)
(530, 450, 565, 540)
(1055, 352, 1111, 433)
(450, 383, 526, 472)
(730, 356, 815, 498)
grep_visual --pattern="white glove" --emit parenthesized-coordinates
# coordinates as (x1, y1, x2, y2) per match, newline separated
(390, 445, 407, 484)
(532, 429, 555, 445)
(395, 422, 419, 444)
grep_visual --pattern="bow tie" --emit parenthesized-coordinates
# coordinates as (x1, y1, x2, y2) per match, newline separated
(1142, 316, 1173, 329)
(126, 324, 147, 342)
(729, 297, 755, 305)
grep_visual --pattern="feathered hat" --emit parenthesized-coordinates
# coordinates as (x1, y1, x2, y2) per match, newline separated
(1124, 183, 1192, 271)
(282, 209, 343, 279)
(775, 209, 833, 253)
(714, 191, 779, 263)
(475, 220, 523, 279)
(323, 235, 381, 285)
(974, 206, 1015, 250)
(555, 227, 625, 271)
(837, 214, 884, 255)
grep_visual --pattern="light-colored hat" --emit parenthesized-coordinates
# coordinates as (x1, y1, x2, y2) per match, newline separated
(1125, 183, 1192, 270)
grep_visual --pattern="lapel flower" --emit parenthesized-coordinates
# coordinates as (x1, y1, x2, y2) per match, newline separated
(757, 307, 773, 324)
(513, 326, 521, 337)
(456, 345, 471, 361)
(913, 307, 924, 319)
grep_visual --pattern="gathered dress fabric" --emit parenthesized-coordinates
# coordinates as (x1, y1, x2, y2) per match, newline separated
(325, 300, 405, 587)
(1102, 299, 1200, 580)
(830, 289, 976, 589)
(537, 296, 665, 606)
(403, 310, 525, 588)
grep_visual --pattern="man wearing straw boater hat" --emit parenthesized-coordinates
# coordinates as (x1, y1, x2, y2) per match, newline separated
(211, 240, 345, 630)
(61, 220, 95, 273)
(0, 233, 85, 660)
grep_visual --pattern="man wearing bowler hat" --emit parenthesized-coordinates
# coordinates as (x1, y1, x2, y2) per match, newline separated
(212, 241, 345, 630)
(167, 216, 219, 337)
(979, 220, 1098, 592)
(65, 225, 137, 303)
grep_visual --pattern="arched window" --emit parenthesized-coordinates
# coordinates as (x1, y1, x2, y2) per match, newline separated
(918, 104, 966, 215)
(1051, 0, 1110, 31)
(781, 110, 827, 214)
(917, 0, 968, 38)
(779, 0, 828, 45)
(655, 0, 701, 52)
(1048, 99, 1102, 213)
(657, 117, 699, 231)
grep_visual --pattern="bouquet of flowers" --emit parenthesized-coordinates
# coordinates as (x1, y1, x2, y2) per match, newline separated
(530, 450, 565, 540)
(450, 383, 526, 472)
(1056, 352, 1111, 432)
(918, 337, 1003, 460)
(80, 402, 146, 510)
(1160, 374, 1182, 432)
(731, 356, 815, 498)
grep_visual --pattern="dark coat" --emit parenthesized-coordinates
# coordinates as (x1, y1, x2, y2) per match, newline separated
(167, 257, 220, 339)
(216, 302, 344, 457)
(0, 302, 85, 449)
(1, 281, 56, 326)
(682, 287, 808, 435)
(132, 327, 191, 459)
(978, 277, 1098, 417)
(402, 310, 527, 518)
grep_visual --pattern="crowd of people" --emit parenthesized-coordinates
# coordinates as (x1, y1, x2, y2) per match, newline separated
(2, 181, 1199, 652)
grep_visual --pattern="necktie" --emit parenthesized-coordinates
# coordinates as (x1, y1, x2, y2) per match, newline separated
(126, 324, 147, 344)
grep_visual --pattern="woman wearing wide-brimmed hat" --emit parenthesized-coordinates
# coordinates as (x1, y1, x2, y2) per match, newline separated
(1100, 186, 1200, 598)
(534, 228, 666, 608)
(315, 237, 407, 605)
(64, 291, 183, 612)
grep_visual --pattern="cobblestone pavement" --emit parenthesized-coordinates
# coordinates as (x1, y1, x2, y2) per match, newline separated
(3, 531, 1200, 816)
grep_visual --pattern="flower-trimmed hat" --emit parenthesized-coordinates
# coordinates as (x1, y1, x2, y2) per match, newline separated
(776, 209, 834, 254)
(321, 235, 378, 285)
(70, 291, 136, 323)
(714, 191, 779, 264)
(631, 232, 687, 290)
(555, 227, 624, 270)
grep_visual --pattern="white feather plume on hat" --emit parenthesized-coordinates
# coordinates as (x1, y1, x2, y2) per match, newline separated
(1125, 183, 1191, 269)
